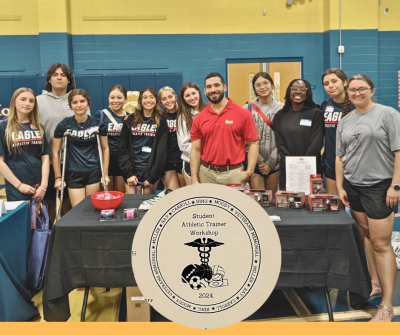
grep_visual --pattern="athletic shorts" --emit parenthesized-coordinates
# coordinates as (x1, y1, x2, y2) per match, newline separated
(253, 166, 279, 178)
(165, 161, 183, 174)
(324, 168, 336, 181)
(44, 164, 69, 200)
(66, 170, 101, 189)
(108, 154, 123, 177)
(344, 178, 394, 220)
(135, 169, 147, 183)
(182, 161, 191, 178)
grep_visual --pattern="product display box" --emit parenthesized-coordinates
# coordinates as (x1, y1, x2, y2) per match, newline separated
(308, 194, 340, 212)
(126, 286, 151, 322)
(310, 174, 324, 194)
(225, 183, 248, 192)
(275, 191, 305, 209)
(245, 189, 273, 207)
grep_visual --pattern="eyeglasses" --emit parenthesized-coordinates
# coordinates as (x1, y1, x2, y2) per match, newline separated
(347, 87, 371, 94)
(290, 87, 307, 93)
(254, 81, 270, 89)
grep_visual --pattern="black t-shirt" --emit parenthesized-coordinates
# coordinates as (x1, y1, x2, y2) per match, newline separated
(274, 106, 325, 176)
(0, 121, 51, 201)
(321, 98, 354, 174)
(94, 108, 125, 156)
(131, 117, 157, 170)
(54, 115, 107, 172)
(165, 111, 182, 164)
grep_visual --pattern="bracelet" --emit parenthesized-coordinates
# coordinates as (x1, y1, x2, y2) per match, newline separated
(55, 176, 61, 179)
(17, 182, 22, 190)
(39, 186, 47, 192)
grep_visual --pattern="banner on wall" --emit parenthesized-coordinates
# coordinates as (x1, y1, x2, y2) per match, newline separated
(123, 91, 140, 113)
(249, 73, 255, 102)
(0, 103, 10, 120)
(274, 72, 280, 102)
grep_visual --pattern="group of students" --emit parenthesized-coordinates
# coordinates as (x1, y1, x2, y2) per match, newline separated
(0, 63, 399, 322)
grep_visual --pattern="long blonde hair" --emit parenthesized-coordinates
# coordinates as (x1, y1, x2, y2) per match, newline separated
(5, 88, 44, 153)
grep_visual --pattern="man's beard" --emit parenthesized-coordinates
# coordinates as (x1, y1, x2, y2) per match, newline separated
(206, 90, 224, 104)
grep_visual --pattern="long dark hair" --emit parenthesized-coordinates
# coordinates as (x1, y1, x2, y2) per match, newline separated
(131, 87, 163, 127)
(281, 79, 319, 113)
(177, 82, 207, 134)
(322, 68, 351, 118)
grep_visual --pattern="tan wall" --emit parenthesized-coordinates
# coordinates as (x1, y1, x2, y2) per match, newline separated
(228, 63, 260, 106)
(228, 62, 301, 104)
(269, 62, 301, 102)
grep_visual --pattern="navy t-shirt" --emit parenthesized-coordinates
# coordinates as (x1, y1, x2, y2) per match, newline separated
(54, 115, 107, 172)
(321, 98, 353, 174)
(131, 117, 157, 170)
(94, 108, 125, 156)
(0, 121, 51, 201)
(165, 111, 182, 164)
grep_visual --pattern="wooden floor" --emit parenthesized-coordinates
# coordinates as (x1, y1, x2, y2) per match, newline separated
(32, 288, 122, 322)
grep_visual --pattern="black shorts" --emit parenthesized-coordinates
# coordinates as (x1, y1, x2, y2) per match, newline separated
(344, 178, 394, 220)
(253, 166, 279, 178)
(324, 168, 336, 181)
(109, 154, 123, 177)
(135, 169, 147, 183)
(182, 161, 190, 178)
(44, 164, 69, 200)
(165, 161, 183, 174)
(66, 170, 101, 189)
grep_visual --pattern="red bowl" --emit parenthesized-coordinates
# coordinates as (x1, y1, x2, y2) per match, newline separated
(91, 191, 124, 210)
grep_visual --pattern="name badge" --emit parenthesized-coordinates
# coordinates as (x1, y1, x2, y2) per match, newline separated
(142, 146, 152, 153)
(300, 119, 312, 127)
(87, 126, 99, 134)
(325, 106, 334, 113)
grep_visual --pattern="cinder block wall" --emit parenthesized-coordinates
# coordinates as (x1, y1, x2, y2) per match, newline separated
(0, 0, 399, 109)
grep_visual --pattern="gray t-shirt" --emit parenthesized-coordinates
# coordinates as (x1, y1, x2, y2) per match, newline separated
(336, 104, 400, 186)
(244, 99, 283, 170)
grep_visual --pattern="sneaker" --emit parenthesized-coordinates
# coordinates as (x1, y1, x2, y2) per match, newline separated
(368, 281, 382, 302)
(369, 302, 394, 322)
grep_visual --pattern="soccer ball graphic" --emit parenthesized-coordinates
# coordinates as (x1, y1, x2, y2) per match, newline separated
(189, 276, 204, 290)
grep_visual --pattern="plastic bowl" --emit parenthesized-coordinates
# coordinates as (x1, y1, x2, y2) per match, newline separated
(91, 191, 124, 210)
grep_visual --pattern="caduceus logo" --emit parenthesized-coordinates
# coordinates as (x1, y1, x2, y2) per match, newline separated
(181, 238, 229, 290)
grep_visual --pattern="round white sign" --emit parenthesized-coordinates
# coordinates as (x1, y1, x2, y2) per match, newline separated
(132, 184, 281, 329)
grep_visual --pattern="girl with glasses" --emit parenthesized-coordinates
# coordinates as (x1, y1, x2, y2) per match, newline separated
(273, 79, 324, 190)
(336, 74, 400, 322)
(243, 72, 283, 194)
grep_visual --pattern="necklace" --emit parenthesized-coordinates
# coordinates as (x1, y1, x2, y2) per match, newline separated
(76, 117, 89, 129)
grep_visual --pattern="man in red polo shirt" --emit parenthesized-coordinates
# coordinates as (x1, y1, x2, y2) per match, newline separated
(190, 72, 259, 185)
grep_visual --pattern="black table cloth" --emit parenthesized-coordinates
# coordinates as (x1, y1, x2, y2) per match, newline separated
(43, 194, 371, 321)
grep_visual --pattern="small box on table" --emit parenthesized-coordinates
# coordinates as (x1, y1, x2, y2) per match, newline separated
(275, 191, 305, 209)
(310, 174, 324, 194)
(308, 194, 339, 211)
(245, 189, 273, 207)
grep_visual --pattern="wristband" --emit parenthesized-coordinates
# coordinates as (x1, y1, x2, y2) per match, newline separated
(39, 186, 47, 192)
(17, 182, 22, 190)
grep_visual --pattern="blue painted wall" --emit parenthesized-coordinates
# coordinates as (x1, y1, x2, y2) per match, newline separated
(0, 30, 399, 110)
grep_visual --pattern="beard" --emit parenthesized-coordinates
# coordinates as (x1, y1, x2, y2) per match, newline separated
(206, 90, 225, 104)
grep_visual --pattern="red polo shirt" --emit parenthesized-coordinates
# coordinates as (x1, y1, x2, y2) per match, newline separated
(191, 98, 258, 165)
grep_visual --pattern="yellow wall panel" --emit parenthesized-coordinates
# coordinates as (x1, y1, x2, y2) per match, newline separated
(0, 0, 38, 35)
(378, 0, 400, 31)
(69, 0, 325, 35)
(37, 0, 69, 33)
